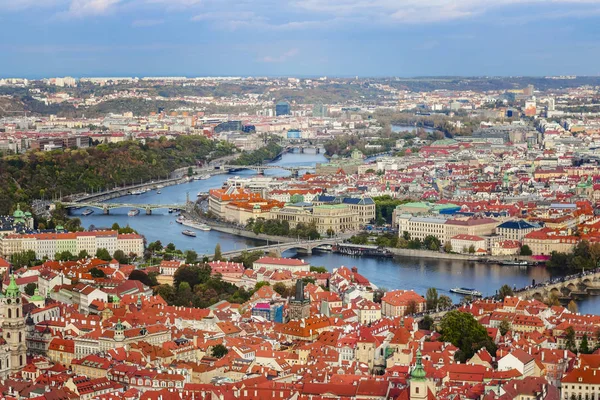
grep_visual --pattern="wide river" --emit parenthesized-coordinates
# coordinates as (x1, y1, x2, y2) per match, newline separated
(73, 150, 600, 314)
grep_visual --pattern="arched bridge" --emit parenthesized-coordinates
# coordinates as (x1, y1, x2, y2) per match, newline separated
(219, 165, 315, 177)
(516, 270, 600, 301)
(217, 238, 338, 259)
(62, 202, 186, 215)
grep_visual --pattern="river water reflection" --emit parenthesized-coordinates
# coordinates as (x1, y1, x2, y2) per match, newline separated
(73, 151, 599, 314)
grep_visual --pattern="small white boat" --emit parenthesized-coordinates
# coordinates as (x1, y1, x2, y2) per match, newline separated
(156, 190, 161, 194)
(450, 287, 482, 297)
(176, 216, 185, 224)
(131, 189, 144, 195)
(197, 223, 211, 231)
(182, 230, 196, 237)
(128, 209, 140, 217)
(200, 174, 211, 180)
(82, 209, 94, 216)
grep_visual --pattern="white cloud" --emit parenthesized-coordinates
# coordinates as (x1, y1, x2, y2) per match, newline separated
(260, 48, 299, 63)
(65, 0, 122, 17)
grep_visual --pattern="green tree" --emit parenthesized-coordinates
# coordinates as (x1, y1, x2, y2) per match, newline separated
(273, 282, 289, 297)
(78, 249, 89, 259)
(211, 344, 229, 358)
(129, 270, 154, 286)
(156, 284, 175, 303)
(406, 300, 418, 315)
(438, 295, 453, 310)
(580, 334, 590, 354)
(175, 281, 193, 306)
(498, 284, 514, 300)
(438, 311, 497, 363)
(10, 250, 37, 269)
(418, 315, 434, 331)
(468, 245, 476, 254)
(185, 250, 198, 264)
(95, 248, 111, 261)
(310, 266, 328, 273)
(166, 242, 176, 252)
(499, 319, 511, 336)
(565, 326, 577, 352)
(113, 250, 128, 264)
(443, 242, 452, 253)
(55, 251, 74, 261)
(519, 245, 533, 256)
(426, 287, 439, 310)
(402, 231, 411, 241)
(230, 250, 263, 269)
(147, 241, 163, 252)
(373, 288, 387, 304)
(213, 243, 223, 261)
(546, 293, 560, 307)
(174, 264, 211, 290)
(90, 267, 106, 278)
(326, 228, 335, 238)
(24, 283, 37, 296)
(424, 235, 441, 251)
(111, 222, 121, 231)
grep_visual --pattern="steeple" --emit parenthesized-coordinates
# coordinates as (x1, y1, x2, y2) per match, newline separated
(5, 275, 20, 298)
(410, 349, 427, 381)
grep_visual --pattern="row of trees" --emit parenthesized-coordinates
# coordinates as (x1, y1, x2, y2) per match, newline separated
(547, 240, 600, 271)
(246, 218, 321, 240)
(235, 141, 282, 165)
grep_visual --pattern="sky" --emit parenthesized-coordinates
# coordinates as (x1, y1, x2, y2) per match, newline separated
(2, 0, 600, 77)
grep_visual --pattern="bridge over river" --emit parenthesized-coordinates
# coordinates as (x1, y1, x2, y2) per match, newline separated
(215, 238, 339, 258)
(62, 202, 188, 215)
(514, 269, 600, 301)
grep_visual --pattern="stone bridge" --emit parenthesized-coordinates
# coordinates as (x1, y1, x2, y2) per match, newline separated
(217, 238, 338, 258)
(62, 202, 187, 215)
(516, 270, 600, 301)
(219, 164, 315, 177)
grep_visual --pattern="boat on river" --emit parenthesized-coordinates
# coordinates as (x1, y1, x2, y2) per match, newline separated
(450, 287, 482, 297)
(500, 260, 529, 266)
(82, 209, 94, 216)
(128, 209, 140, 217)
(182, 230, 196, 237)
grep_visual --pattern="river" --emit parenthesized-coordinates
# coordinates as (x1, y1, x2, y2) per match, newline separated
(73, 150, 599, 314)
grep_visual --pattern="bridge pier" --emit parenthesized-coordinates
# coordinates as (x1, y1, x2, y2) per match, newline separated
(316, 147, 320, 154)
(296, 248, 312, 256)
(146, 207, 152, 215)
(103, 206, 110, 215)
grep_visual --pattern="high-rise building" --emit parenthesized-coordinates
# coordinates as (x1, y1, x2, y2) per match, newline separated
(312, 103, 328, 118)
(275, 102, 291, 116)
(524, 84, 534, 96)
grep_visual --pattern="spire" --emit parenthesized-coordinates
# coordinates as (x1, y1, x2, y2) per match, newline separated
(5, 275, 20, 298)
(410, 349, 427, 381)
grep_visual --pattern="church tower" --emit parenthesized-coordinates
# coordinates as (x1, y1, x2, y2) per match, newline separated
(410, 349, 429, 400)
(2, 275, 27, 373)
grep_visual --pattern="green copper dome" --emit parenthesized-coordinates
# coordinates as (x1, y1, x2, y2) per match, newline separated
(5, 275, 20, 298)
(410, 349, 427, 381)
(30, 288, 44, 302)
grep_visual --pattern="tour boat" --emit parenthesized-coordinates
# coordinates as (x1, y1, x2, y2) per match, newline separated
(82, 209, 94, 216)
(500, 260, 528, 266)
(176, 216, 185, 224)
(130, 189, 145, 195)
(168, 208, 174, 213)
(128, 209, 140, 217)
(182, 230, 196, 237)
(197, 223, 211, 231)
(156, 190, 161, 194)
(450, 287, 482, 297)
(200, 174, 211, 180)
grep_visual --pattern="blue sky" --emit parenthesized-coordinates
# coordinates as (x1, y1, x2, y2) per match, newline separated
(2, 0, 600, 77)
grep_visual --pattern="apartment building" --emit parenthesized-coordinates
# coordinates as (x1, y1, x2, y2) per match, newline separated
(397, 215, 499, 244)
(271, 203, 360, 235)
(0, 231, 144, 259)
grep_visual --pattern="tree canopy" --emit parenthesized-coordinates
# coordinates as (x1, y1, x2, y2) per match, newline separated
(438, 311, 497, 363)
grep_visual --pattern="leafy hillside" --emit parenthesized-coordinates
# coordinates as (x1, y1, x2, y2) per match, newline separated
(0, 136, 235, 215)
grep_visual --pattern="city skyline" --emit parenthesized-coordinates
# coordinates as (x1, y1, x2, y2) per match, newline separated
(3, 0, 600, 77)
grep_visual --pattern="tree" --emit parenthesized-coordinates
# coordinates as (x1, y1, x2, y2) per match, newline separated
(78, 249, 89, 259)
(273, 282, 289, 297)
(545, 293, 560, 307)
(498, 284, 514, 300)
(55, 251, 74, 261)
(174, 264, 211, 290)
(10, 250, 37, 269)
(185, 250, 198, 264)
(373, 288, 387, 304)
(438, 295, 453, 310)
(129, 270, 153, 287)
(438, 311, 497, 363)
(156, 284, 175, 303)
(310, 266, 328, 273)
(111, 222, 121, 231)
(426, 287, 439, 310)
(175, 281, 193, 306)
(520, 245, 533, 256)
(568, 300, 579, 314)
(147, 241, 163, 252)
(565, 326, 577, 352)
(402, 231, 411, 241)
(95, 248, 111, 261)
(213, 243, 223, 261)
(580, 334, 591, 354)
(499, 319, 511, 336)
(418, 315, 434, 331)
(468, 245, 476, 254)
(211, 344, 229, 358)
(113, 250, 128, 264)
(24, 283, 37, 296)
(443, 242, 452, 253)
(406, 300, 418, 315)
(90, 267, 106, 278)
(166, 242, 176, 252)
(230, 250, 263, 269)
(326, 228, 335, 238)
(424, 235, 441, 251)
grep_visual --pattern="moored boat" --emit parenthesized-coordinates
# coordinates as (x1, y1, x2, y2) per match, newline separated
(450, 287, 482, 297)
(182, 229, 196, 237)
